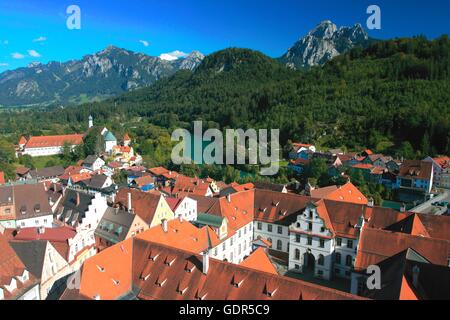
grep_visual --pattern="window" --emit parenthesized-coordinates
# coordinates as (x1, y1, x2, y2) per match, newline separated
(335, 268, 340, 275)
(257, 222, 262, 230)
(318, 270, 323, 276)
(336, 238, 342, 247)
(296, 234, 301, 243)
(307, 237, 312, 246)
(335, 253, 341, 265)
(268, 225, 273, 233)
(308, 222, 313, 231)
(319, 239, 325, 248)
(295, 249, 300, 260)
(277, 240, 282, 251)
(347, 240, 354, 249)
(295, 264, 300, 270)
(222, 243, 226, 251)
(318, 255, 324, 266)
(346, 255, 353, 267)
(277, 226, 283, 235)
(320, 227, 325, 233)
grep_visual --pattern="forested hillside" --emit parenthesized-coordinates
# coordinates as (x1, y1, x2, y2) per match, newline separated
(0, 36, 449, 159)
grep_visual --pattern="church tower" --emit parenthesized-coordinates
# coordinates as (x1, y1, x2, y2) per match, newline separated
(88, 115, 94, 129)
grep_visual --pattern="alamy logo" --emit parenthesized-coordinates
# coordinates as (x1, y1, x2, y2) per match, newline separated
(367, 5, 381, 30)
(366, 265, 381, 290)
(171, 121, 280, 176)
(66, 5, 81, 30)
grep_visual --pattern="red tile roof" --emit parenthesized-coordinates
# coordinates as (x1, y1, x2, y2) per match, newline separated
(0, 233, 38, 299)
(77, 238, 365, 300)
(115, 188, 164, 225)
(354, 228, 450, 271)
(13, 227, 76, 242)
(25, 134, 84, 149)
(398, 161, 433, 180)
(18, 136, 27, 145)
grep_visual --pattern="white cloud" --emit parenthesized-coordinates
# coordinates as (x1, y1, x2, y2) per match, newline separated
(0, 63, 9, 67)
(11, 52, 25, 59)
(139, 40, 150, 47)
(27, 50, 41, 57)
(159, 50, 189, 61)
(33, 36, 47, 43)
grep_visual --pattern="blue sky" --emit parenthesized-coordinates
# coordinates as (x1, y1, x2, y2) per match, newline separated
(1, 0, 449, 71)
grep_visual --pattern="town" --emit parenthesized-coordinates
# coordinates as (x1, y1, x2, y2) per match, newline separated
(1, 116, 449, 301)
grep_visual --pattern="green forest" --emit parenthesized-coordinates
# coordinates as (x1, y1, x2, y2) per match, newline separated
(0, 36, 449, 181)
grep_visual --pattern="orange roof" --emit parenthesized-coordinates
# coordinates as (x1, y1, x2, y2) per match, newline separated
(233, 183, 255, 192)
(311, 182, 367, 205)
(133, 175, 154, 188)
(352, 163, 374, 170)
(25, 134, 84, 149)
(18, 136, 27, 145)
(364, 149, 374, 155)
(137, 219, 220, 254)
(240, 248, 278, 275)
(79, 238, 133, 300)
(433, 156, 450, 169)
(0, 171, 5, 185)
(69, 172, 92, 183)
(293, 143, 314, 148)
(113, 145, 132, 153)
(399, 276, 419, 300)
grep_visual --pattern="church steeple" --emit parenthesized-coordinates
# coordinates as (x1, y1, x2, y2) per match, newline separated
(88, 115, 93, 129)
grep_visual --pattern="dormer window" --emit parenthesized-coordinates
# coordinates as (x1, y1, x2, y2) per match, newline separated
(20, 206, 27, 215)
(34, 204, 41, 213)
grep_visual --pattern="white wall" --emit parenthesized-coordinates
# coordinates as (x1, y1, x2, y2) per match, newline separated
(211, 222, 253, 264)
(16, 214, 54, 229)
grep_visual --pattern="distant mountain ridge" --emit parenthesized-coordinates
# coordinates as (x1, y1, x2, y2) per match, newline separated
(0, 46, 205, 107)
(0, 20, 374, 107)
(278, 20, 375, 69)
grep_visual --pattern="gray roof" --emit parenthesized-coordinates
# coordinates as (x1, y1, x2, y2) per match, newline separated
(253, 182, 286, 193)
(57, 190, 94, 227)
(83, 155, 100, 166)
(30, 166, 65, 179)
(81, 175, 109, 189)
(10, 240, 48, 279)
(95, 207, 136, 243)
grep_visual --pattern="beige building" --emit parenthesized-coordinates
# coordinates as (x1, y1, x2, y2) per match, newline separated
(10, 240, 71, 300)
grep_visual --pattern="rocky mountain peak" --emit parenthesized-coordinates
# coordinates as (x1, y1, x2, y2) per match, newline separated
(279, 20, 372, 69)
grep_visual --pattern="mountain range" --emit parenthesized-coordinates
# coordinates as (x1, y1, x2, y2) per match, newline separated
(0, 21, 373, 107)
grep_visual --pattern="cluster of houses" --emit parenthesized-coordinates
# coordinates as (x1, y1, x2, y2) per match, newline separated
(15, 115, 143, 167)
(1, 135, 450, 301)
(288, 143, 450, 199)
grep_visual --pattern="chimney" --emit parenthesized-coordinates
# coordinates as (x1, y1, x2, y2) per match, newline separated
(162, 219, 168, 233)
(202, 251, 210, 274)
(127, 192, 132, 212)
(227, 194, 231, 203)
(76, 192, 81, 206)
(412, 265, 420, 288)
(368, 197, 375, 207)
(400, 203, 406, 213)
